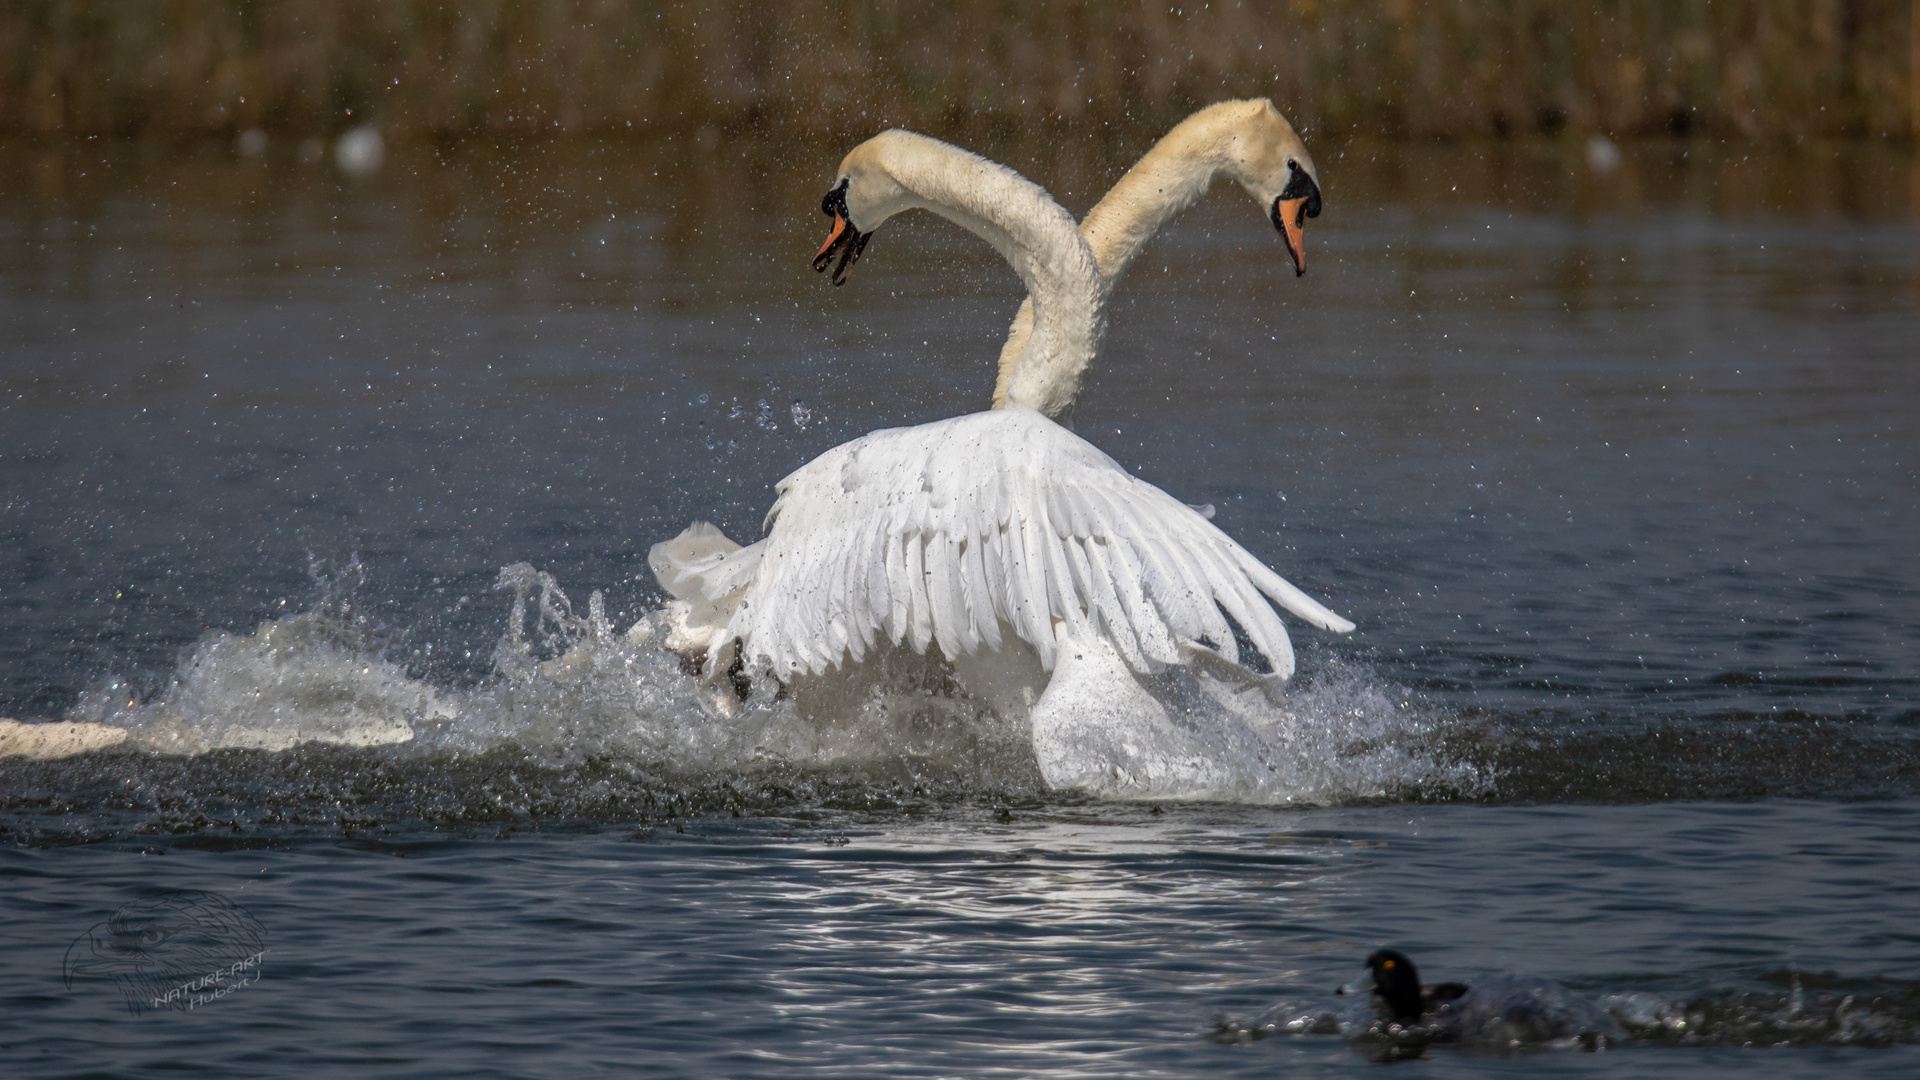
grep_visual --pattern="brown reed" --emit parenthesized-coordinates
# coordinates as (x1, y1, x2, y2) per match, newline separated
(0, 1, 1913, 141)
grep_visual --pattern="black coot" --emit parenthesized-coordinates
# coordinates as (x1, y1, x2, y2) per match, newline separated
(1364, 949, 1470, 1022)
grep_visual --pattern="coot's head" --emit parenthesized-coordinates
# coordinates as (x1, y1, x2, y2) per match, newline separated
(1365, 948, 1425, 1022)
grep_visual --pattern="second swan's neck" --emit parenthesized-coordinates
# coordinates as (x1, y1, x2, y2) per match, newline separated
(1077, 100, 1275, 285)
(992, 99, 1279, 411)
(847, 131, 1106, 419)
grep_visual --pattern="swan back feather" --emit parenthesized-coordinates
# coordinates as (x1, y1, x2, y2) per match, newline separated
(713, 409, 1353, 681)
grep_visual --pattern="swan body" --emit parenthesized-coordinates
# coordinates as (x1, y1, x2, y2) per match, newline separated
(662, 409, 1349, 793)
(653, 123, 1349, 791)
(698, 407, 1349, 682)
(992, 98, 1322, 415)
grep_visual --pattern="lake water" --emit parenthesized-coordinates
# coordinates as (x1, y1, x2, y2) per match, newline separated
(1, 133, 1917, 1076)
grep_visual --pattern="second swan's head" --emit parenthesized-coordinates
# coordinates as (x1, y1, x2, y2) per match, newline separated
(1220, 99, 1321, 276)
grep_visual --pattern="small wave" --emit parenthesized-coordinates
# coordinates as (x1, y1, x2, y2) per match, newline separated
(1221, 973, 1620, 1057)
(1607, 969, 1920, 1049)
(1219, 969, 1920, 1056)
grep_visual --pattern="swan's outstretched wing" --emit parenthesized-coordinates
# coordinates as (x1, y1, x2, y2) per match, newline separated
(651, 521, 744, 599)
(714, 409, 1352, 681)
(650, 522, 765, 655)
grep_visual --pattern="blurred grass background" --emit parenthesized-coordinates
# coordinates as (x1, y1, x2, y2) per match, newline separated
(1, 0, 1914, 141)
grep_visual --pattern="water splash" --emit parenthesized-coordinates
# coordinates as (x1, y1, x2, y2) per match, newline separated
(1245, 657, 1488, 804)
(37, 560, 1480, 821)
(68, 559, 449, 754)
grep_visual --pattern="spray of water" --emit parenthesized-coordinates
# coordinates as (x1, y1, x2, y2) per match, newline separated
(68, 559, 449, 754)
(54, 560, 1481, 808)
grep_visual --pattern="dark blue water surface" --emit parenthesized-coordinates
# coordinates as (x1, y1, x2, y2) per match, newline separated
(7, 803, 1920, 1077)
(2, 134, 1918, 1075)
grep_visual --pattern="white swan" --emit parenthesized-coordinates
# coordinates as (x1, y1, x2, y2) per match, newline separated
(653, 127, 1350, 793)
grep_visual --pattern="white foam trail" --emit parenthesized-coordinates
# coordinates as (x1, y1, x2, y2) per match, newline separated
(71, 611, 445, 754)
(62, 561, 1484, 805)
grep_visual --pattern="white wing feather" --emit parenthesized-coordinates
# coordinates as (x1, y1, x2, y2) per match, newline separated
(710, 409, 1353, 681)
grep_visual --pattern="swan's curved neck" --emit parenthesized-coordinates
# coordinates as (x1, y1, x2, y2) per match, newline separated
(845, 131, 1105, 419)
(1078, 100, 1273, 286)
(991, 99, 1283, 410)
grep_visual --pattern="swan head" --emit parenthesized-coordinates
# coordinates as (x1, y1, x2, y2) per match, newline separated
(1269, 161, 1322, 276)
(811, 176, 872, 286)
(1222, 100, 1322, 276)
(810, 131, 933, 286)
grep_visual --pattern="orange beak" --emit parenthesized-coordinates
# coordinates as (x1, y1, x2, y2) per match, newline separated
(812, 212, 850, 268)
(1276, 196, 1310, 275)
(811, 178, 871, 286)
(1271, 165, 1322, 277)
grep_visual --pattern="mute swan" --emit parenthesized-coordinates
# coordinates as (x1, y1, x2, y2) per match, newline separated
(990, 97, 1321, 417)
(653, 128, 1350, 792)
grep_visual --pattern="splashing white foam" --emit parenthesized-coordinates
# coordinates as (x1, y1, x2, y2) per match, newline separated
(61, 561, 1483, 804)
(71, 610, 446, 754)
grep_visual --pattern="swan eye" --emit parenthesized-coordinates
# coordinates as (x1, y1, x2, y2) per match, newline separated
(820, 176, 850, 216)
(1276, 163, 1322, 221)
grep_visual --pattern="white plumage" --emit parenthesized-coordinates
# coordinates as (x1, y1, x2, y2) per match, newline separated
(652, 120, 1348, 790)
(683, 408, 1350, 683)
